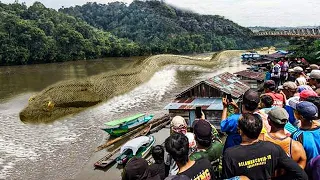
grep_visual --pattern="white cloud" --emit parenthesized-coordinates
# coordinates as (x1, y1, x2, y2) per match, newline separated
(2, 0, 320, 27)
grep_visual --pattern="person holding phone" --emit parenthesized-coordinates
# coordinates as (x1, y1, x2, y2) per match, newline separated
(195, 107, 205, 120)
(220, 89, 262, 152)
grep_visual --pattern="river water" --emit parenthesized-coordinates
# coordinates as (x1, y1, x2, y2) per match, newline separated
(0, 54, 247, 180)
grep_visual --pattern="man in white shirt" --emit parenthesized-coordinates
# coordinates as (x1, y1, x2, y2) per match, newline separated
(294, 66, 307, 86)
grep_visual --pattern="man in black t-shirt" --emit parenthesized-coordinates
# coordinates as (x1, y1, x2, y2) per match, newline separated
(165, 133, 216, 180)
(222, 113, 307, 180)
(150, 145, 166, 180)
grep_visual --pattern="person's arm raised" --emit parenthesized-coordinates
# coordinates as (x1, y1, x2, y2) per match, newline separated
(221, 97, 229, 120)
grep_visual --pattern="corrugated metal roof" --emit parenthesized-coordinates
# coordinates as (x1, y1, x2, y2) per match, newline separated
(204, 72, 250, 98)
(265, 53, 286, 59)
(234, 70, 265, 81)
(253, 60, 271, 66)
(164, 98, 224, 110)
(176, 72, 250, 99)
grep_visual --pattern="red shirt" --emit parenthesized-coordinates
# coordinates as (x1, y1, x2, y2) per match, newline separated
(265, 92, 285, 107)
(278, 61, 284, 66)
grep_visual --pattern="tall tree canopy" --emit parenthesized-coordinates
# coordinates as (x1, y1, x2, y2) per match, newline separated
(0, 1, 285, 65)
(0, 2, 140, 65)
(288, 39, 320, 64)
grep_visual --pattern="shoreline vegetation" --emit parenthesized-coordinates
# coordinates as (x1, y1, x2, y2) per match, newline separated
(0, 1, 286, 66)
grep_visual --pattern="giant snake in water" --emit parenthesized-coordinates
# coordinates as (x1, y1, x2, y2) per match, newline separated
(19, 51, 243, 123)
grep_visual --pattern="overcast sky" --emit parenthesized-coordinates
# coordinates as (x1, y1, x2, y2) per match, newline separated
(2, 0, 320, 27)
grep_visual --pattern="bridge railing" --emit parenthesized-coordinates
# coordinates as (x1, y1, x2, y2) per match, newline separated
(254, 28, 320, 38)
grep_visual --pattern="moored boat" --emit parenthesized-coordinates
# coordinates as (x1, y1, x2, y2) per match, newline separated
(116, 135, 155, 165)
(102, 114, 154, 137)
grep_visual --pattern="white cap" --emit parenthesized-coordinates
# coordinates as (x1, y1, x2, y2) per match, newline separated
(310, 70, 320, 80)
(170, 116, 186, 128)
(293, 66, 303, 73)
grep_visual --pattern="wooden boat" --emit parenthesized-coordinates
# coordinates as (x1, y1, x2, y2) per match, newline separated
(105, 113, 145, 127)
(94, 124, 152, 168)
(102, 114, 154, 137)
(95, 115, 170, 152)
(116, 136, 155, 165)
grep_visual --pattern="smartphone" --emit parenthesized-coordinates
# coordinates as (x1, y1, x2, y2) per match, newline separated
(227, 94, 232, 103)
(195, 106, 202, 119)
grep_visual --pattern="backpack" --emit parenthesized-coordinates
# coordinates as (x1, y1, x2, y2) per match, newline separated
(273, 65, 280, 75)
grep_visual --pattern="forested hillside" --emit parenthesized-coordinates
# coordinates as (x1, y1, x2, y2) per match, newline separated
(0, 2, 140, 65)
(0, 1, 284, 65)
(61, 1, 283, 54)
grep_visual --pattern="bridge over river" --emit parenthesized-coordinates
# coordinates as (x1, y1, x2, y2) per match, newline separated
(254, 27, 320, 38)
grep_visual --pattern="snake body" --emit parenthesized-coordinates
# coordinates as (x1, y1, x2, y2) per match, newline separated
(19, 51, 243, 123)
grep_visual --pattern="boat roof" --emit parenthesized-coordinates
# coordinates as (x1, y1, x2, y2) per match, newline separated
(105, 113, 145, 126)
(120, 136, 153, 155)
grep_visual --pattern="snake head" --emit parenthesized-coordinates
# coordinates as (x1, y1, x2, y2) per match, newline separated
(20, 96, 56, 123)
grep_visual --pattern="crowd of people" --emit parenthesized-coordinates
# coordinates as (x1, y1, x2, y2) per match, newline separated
(122, 57, 320, 180)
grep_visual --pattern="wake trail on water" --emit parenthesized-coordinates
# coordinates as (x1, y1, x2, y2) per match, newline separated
(19, 51, 244, 123)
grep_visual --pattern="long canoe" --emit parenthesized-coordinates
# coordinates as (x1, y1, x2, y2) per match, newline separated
(104, 113, 145, 127)
(102, 114, 154, 137)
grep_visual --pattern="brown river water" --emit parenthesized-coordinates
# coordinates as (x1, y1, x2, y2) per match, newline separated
(0, 54, 248, 180)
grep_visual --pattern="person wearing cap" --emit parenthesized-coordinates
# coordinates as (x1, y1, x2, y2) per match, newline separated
(279, 81, 298, 99)
(297, 85, 313, 94)
(294, 66, 307, 86)
(189, 120, 223, 164)
(271, 60, 281, 87)
(170, 116, 187, 134)
(165, 116, 196, 176)
(221, 89, 264, 151)
(291, 101, 320, 180)
(308, 70, 320, 96)
(169, 116, 196, 153)
(263, 80, 285, 108)
(222, 113, 308, 180)
(260, 107, 307, 171)
(287, 68, 296, 82)
(300, 90, 318, 101)
(165, 133, 216, 180)
(310, 64, 319, 70)
(306, 96, 320, 115)
(122, 157, 161, 180)
(279, 81, 299, 126)
(291, 101, 320, 162)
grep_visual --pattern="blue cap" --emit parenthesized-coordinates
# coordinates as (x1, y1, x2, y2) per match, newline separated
(296, 101, 318, 120)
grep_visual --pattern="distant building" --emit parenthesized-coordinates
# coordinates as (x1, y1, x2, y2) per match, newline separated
(234, 70, 265, 89)
(164, 72, 250, 129)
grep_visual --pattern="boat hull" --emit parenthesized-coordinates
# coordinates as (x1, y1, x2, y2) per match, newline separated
(103, 115, 153, 137)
